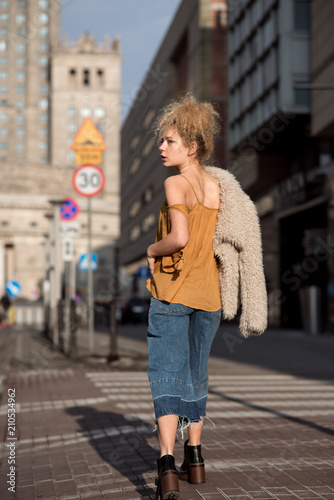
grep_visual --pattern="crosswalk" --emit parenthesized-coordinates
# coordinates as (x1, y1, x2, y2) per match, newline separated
(85, 372, 334, 423)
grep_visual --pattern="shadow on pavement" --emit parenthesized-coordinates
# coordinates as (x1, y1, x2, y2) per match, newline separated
(66, 406, 158, 499)
(208, 389, 334, 437)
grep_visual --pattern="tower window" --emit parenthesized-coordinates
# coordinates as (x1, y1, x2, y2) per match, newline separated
(83, 69, 90, 86)
(97, 69, 104, 86)
(69, 68, 77, 84)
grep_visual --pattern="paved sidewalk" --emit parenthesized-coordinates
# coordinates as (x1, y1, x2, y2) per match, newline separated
(0, 368, 334, 500)
(0, 325, 334, 499)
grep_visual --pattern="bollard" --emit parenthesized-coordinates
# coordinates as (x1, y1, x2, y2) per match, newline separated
(68, 299, 78, 357)
(57, 299, 65, 353)
(107, 300, 119, 362)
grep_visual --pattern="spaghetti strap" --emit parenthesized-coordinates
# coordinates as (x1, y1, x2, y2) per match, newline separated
(180, 175, 200, 202)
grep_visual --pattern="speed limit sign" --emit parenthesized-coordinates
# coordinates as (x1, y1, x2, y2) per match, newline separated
(72, 164, 105, 197)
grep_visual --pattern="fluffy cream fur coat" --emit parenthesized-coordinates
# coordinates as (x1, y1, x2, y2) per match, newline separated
(204, 166, 268, 337)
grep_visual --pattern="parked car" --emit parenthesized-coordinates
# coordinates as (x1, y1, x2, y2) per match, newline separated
(119, 297, 150, 324)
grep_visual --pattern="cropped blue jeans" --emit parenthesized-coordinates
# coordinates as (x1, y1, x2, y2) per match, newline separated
(147, 297, 222, 426)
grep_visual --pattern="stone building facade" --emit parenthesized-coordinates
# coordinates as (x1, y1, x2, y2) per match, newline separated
(0, 0, 121, 303)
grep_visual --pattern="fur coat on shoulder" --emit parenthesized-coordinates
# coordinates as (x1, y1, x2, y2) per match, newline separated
(204, 166, 268, 337)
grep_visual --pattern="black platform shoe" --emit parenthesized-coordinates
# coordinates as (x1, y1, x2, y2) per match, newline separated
(179, 439, 205, 484)
(155, 454, 179, 500)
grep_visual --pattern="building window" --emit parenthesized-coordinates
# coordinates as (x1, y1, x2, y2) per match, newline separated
(0, 111, 7, 122)
(68, 122, 77, 132)
(0, 41, 7, 53)
(39, 113, 47, 123)
(38, 128, 47, 137)
(129, 200, 141, 218)
(69, 68, 77, 84)
(68, 106, 76, 117)
(16, 113, 24, 123)
(0, 85, 7, 93)
(15, 143, 25, 152)
(94, 106, 105, 119)
(39, 156, 47, 164)
(39, 0, 49, 8)
(129, 158, 140, 175)
(40, 70, 47, 81)
(39, 55, 48, 66)
(0, 141, 7, 150)
(39, 27, 49, 37)
(39, 42, 48, 52)
(38, 13, 49, 24)
(83, 69, 90, 86)
(16, 85, 25, 94)
(16, 99, 25, 109)
(38, 141, 47, 151)
(0, 127, 7, 137)
(81, 106, 91, 118)
(263, 13, 275, 50)
(16, 127, 25, 138)
(294, 84, 311, 106)
(16, 56, 25, 66)
(16, 71, 25, 82)
(39, 84, 47, 94)
(16, 14, 26, 25)
(142, 138, 154, 157)
(67, 151, 75, 164)
(16, 42, 25, 52)
(0, 70, 7, 80)
(17, 28, 26, 37)
(97, 69, 104, 85)
(0, 56, 7, 65)
(294, 1, 311, 31)
(17, 0, 25, 8)
(0, 13, 9, 23)
(143, 186, 154, 203)
(38, 98, 48, 110)
(0, 0, 9, 8)
(97, 123, 104, 132)
(142, 213, 155, 233)
(0, 27, 7, 36)
(129, 225, 141, 242)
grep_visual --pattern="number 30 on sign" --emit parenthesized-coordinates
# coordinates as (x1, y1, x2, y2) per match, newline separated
(72, 164, 105, 197)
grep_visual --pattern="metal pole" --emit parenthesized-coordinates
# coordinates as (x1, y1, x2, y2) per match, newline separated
(87, 197, 94, 351)
(64, 261, 71, 353)
(49, 200, 63, 349)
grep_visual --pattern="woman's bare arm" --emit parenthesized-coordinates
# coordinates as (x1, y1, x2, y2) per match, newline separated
(147, 176, 189, 274)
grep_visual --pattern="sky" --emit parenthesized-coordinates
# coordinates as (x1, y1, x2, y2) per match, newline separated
(61, 0, 182, 121)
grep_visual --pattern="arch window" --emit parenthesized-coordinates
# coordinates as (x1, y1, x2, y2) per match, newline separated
(81, 106, 91, 118)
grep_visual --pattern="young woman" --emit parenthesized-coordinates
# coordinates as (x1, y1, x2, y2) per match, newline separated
(146, 94, 267, 499)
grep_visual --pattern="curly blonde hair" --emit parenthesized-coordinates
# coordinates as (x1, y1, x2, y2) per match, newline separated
(154, 93, 221, 165)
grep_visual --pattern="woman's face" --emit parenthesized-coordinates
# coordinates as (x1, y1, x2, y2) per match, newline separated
(159, 127, 193, 169)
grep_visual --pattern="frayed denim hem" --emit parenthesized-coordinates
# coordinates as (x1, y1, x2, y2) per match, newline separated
(153, 413, 216, 439)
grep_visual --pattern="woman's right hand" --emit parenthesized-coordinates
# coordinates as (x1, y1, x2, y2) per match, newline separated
(147, 246, 156, 276)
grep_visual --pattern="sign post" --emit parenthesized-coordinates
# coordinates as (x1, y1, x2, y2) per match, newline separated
(72, 164, 105, 352)
(71, 118, 107, 353)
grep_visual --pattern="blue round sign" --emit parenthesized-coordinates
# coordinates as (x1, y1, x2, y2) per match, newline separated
(60, 198, 80, 221)
(5, 280, 22, 298)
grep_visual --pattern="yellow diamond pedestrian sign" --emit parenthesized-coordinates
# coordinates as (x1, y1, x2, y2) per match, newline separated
(70, 118, 106, 165)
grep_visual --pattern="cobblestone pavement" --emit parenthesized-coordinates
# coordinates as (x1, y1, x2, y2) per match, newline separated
(0, 363, 334, 499)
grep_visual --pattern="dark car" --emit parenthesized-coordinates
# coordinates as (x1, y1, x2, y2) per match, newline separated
(120, 297, 150, 324)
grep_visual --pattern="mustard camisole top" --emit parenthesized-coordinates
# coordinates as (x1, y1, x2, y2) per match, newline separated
(146, 176, 221, 312)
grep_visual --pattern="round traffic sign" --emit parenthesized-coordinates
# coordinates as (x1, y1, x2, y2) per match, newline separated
(60, 198, 80, 221)
(5, 280, 22, 298)
(72, 164, 105, 197)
